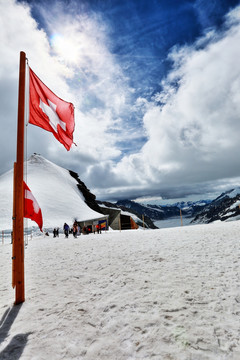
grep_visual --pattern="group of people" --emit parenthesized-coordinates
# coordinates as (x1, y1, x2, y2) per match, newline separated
(53, 228, 59, 237)
(63, 221, 102, 238)
(63, 221, 80, 238)
(46, 222, 103, 238)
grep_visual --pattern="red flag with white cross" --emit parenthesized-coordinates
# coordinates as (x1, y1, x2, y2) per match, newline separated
(24, 181, 43, 232)
(29, 67, 75, 151)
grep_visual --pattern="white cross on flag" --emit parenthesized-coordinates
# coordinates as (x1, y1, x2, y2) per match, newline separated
(29, 67, 75, 151)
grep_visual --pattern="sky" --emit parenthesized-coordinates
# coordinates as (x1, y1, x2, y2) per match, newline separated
(1, 0, 240, 203)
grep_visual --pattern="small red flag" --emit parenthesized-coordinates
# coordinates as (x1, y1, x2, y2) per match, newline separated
(24, 181, 43, 232)
(29, 67, 75, 151)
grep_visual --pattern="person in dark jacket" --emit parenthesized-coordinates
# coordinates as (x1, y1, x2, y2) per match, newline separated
(63, 223, 70, 238)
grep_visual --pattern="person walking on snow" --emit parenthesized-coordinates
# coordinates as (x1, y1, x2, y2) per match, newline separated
(72, 222, 78, 238)
(63, 223, 70, 238)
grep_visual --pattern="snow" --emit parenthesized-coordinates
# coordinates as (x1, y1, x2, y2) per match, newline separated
(219, 200, 240, 220)
(1, 221, 240, 359)
(230, 200, 240, 210)
(226, 215, 240, 222)
(0, 154, 105, 231)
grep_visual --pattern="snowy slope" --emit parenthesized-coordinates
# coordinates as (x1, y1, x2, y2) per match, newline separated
(0, 154, 105, 231)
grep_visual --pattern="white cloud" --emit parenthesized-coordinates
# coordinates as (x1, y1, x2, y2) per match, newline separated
(95, 6, 240, 199)
(133, 195, 163, 203)
(33, 2, 142, 168)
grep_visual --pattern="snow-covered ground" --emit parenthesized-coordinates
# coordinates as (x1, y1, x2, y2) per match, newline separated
(1, 221, 240, 359)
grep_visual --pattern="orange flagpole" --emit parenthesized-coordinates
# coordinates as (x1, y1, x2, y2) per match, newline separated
(12, 51, 26, 304)
(180, 209, 183, 226)
(12, 161, 17, 289)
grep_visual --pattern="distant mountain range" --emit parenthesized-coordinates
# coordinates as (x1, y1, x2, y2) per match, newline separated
(115, 199, 211, 221)
(99, 190, 240, 227)
(97, 199, 211, 228)
(65, 172, 240, 227)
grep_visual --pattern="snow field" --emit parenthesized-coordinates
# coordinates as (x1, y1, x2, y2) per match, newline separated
(0, 221, 240, 359)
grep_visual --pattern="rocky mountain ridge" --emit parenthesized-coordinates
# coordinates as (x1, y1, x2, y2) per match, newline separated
(191, 188, 240, 224)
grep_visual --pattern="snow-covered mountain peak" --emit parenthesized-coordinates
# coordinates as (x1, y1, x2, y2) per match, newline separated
(28, 153, 45, 164)
(0, 154, 104, 231)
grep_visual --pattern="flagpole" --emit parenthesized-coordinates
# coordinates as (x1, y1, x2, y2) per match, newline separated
(180, 209, 183, 226)
(12, 51, 26, 304)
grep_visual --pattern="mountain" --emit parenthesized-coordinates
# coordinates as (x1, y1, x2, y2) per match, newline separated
(68, 169, 103, 214)
(191, 188, 240, 224)
(115, 199, 168, 220)
(115, 199, 212, 221)
(170, 200, 212, 217)
(0, 154, 104, 231)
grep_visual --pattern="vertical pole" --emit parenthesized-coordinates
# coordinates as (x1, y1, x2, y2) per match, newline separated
(142, 215, 145, 229)
(12, 51, 26, 304)
(2, 230, 4, 245)
(12, 162, 17, 288)
(180, 209, 183, 226)
(119, 213, 121, 232)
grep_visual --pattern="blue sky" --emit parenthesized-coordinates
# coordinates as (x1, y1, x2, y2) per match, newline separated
(1, 0, 240, 202)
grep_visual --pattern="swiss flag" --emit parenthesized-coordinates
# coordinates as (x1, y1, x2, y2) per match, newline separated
(24, 181, 43, 232)
(29, 67, 75, 151)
